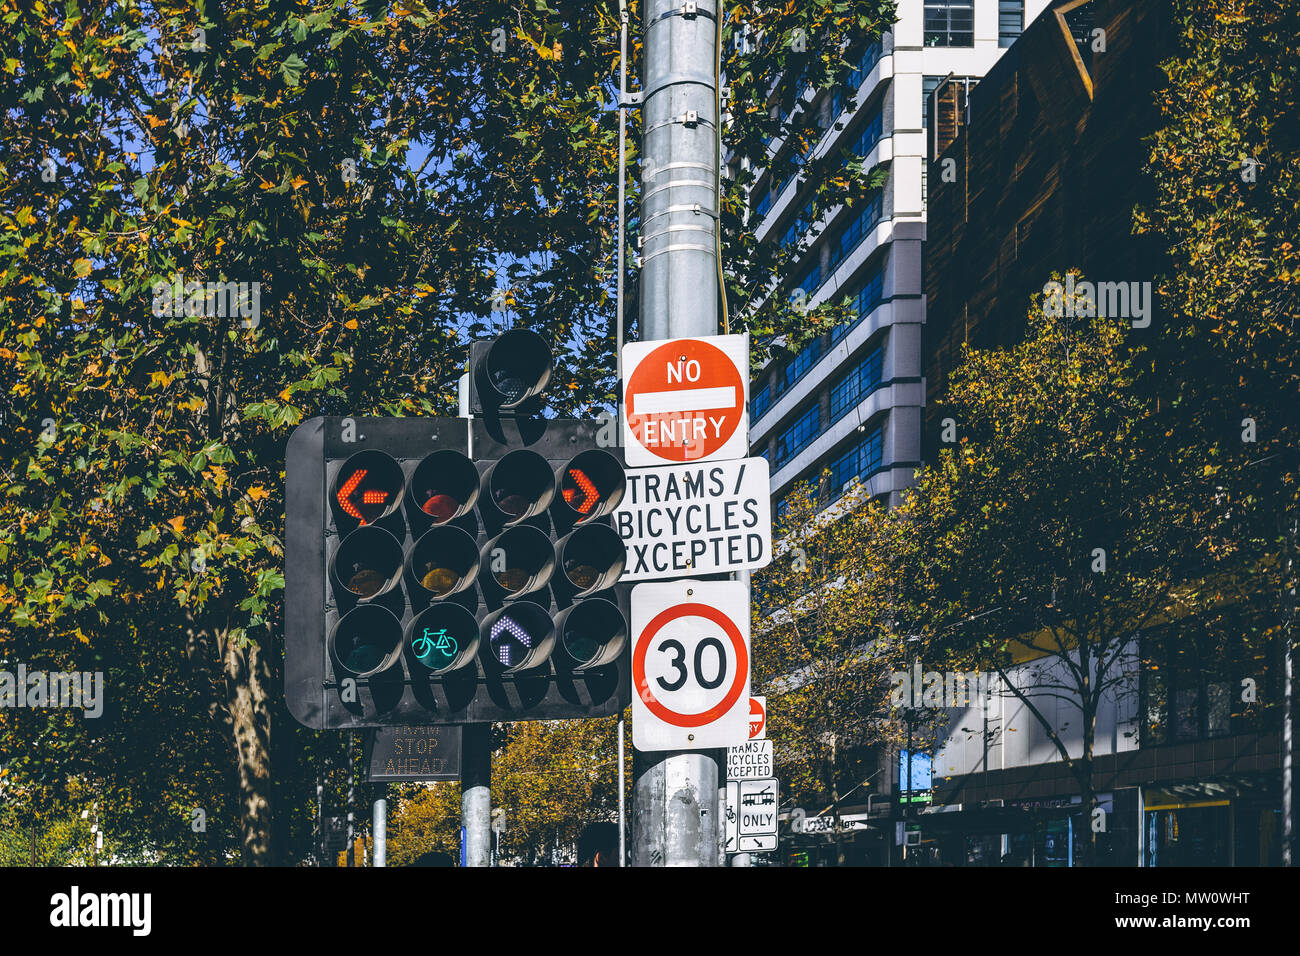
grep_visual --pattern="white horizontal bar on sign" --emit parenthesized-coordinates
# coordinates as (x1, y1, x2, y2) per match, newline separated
(632, 386, 736, 416)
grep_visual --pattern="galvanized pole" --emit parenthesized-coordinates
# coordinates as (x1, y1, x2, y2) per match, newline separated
(346, 732, 355, 867)
(631, 0, 726, 867)
(618, 718, 627, 866)
(372, 783, 388, 867)
(461, 722, 492, 867)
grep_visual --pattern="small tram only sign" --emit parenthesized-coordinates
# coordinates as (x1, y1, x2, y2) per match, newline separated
(621, 334, 749, 467)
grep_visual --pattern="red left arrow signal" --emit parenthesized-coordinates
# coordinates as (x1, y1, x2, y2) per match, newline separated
(337, 468, 393, 524)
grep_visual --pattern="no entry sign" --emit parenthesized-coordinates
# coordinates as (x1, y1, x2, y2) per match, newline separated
(631, 580, 751, 751)
(749, 695, 767, 740)
(622, 333, 749, 467)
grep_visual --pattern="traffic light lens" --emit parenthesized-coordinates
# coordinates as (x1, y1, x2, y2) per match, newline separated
(407, 603, 478, 674)
(330, 604, 403, 677)
(490, 369, 528, 404)
(420, 567, 459, 593)
(494, 489, 529, 518)
(555, 523, 625, 595)
(482, 525, 555, 596)
(408, 525, 479, 597)
(555, 450, 625, 522)
(422, 495, 458, 520)
(332, 526, 403, 599)
(483, 449, 555, 524)
(332, 451, 403, 526)
(562, 467, 600, 515)
(407, 451, 479, 524)
(484, 602, 554, 670)
(348, 569, 386, 598)
(558, 599, 627, 669)
(564, 561, 600, 590)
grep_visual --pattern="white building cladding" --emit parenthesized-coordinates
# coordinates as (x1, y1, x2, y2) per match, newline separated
(745, 0, 1051, 508)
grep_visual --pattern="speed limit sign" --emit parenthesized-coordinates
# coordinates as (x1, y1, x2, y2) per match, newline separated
(631, 580, 751, 751)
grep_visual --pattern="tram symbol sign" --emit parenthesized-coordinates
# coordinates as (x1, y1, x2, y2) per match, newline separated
(737, 778, 779, 852)
(622, 334, 749, 467)
(631, 580, 751, 751)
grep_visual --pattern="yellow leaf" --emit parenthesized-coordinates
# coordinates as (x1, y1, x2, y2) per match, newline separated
(73, 258, 93, 278)
(247, 486, 270, 502)
(167, 516, 185, 534)
(344, 318, 358, 330)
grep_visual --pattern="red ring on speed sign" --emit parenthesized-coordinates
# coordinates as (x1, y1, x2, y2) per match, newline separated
(633, 603, 748, 727)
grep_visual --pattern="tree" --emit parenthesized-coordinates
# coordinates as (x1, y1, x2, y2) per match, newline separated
(387, 714, 626, 866)
(883, 282, 1186, 864)
(752, 478, 904, 864)
(0, 0, 897, 863)
(1136, 0, 1299, 859)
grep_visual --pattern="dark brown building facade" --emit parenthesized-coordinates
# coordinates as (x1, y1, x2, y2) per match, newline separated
(922, 0, 1170, 461)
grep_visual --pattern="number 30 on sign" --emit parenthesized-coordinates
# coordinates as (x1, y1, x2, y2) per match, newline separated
(631, 580, 751, 751)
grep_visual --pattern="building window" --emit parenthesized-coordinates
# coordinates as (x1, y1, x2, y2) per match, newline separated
(775, 336, 826, 399)
(849, 109, 884, 158)
(830, 344, 884, 422)
(924, 0, 974, 47)
(922, 75, 944, 129)
(828, 424, 884, 494)
(852, 265, 885, 319)
(794, 258, 823, 300)
(846, 39, 884, 91)
(832, 192, 884, 267)
(775, 403, 822, 468)
(751, 382, 772, 421)
(999, 0, 1024, 47)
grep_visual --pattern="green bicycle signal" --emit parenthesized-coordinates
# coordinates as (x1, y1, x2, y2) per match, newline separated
(412, 627, 458, 664)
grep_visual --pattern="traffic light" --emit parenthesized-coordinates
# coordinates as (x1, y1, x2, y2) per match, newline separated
(285, 333, 632, 729)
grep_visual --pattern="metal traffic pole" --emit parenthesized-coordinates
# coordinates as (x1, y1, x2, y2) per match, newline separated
(461, 723, 492, 867)
(372, 783, 388, 867)
(630, 0, 727, 868)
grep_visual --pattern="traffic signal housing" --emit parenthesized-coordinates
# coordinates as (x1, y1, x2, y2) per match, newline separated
(285, 336, 631, 729)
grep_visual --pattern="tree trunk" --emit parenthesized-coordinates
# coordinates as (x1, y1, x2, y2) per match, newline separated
(222, 628, 274, 865)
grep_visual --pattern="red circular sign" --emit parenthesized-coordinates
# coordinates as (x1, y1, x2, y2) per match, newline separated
(625, 339, 745, 463)
(633, 603, 749, 727)
(749, 697, 766, 739)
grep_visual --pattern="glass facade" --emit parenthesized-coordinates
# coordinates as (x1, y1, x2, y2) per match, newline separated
(852, 265, 885, 319)
(775, 403, 822, 468)
(829, 425, 884, 493)
(833, 192, 884, 265)
(830, 343, 884, 422)
(849, 109, 884, 158)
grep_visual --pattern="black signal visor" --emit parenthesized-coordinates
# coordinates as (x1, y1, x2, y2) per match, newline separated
(556, 449, 625, 522)
(331, 450, 403, 526)
(477, 329, 552, 410)
(407, 450, 479, 523)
